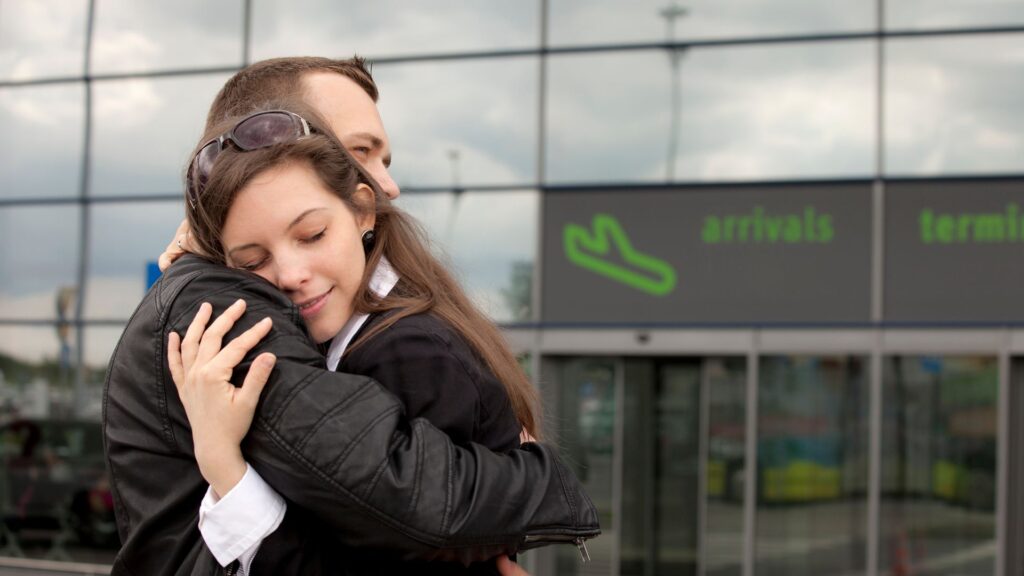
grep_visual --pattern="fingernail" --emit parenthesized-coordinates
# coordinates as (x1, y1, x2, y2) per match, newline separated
(235, 298, 245, 306)
(261, 316, 272, 325)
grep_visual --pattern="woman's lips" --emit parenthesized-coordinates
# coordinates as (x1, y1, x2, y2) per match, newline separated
(297, 287, 332, 318)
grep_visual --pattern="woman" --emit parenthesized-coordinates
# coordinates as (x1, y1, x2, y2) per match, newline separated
(169, 101, 548, 574)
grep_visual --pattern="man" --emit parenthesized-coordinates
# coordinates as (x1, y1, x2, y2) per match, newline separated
(107, 57, 597, 575)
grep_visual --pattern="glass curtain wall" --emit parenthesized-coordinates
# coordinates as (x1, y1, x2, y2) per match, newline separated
(1, 0, 1023, 569)
(879, 356, 998, 576)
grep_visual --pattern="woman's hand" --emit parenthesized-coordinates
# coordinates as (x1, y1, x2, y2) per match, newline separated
(158, 219, 197, 272)
(167, 299, 276, 498)
(496, 556, 531, 576)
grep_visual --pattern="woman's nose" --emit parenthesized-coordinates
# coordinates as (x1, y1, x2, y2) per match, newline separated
(275, 258, 311, 291)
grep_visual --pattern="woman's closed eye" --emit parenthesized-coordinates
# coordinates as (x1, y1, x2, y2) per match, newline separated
(301, 228, 326, 244)
(239, 258, 267, 272)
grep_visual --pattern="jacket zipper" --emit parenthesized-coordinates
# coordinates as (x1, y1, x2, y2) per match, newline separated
(522, 534, 591, 562)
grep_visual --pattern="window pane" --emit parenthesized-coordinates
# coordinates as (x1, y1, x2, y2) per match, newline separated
(0, 205, 80, 320)
(0, 0, 86, 81)
(880, 356, 997, 576)
(705, 357, 747, 576)
(888, 0, 1024, 30)
(546, 43, 874, 184)
(91, 0, 242, 74)
(620, 357, 746, 576)
(0, 84, 84, 199)
(90, 74, 232, 197)
(0, 325, 119, 560)
(549, 0, 873, 47)
(252, 0, 539, 60)
(375, 58, 538, 188)
(886, 35, 1024, 176)
(756, 355, 868, 576)
(0, 325, 74, 418)
(85, 201, 183, 320)
(550, 357, 617, 575)
(399, 190, 537, 323)
(82, 326, 124, 418)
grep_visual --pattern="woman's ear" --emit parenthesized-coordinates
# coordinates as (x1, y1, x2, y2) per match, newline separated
(353, 183, 377, 230)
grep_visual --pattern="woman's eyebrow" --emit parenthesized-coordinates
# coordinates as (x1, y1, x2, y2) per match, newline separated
(287, 207, 327, 231)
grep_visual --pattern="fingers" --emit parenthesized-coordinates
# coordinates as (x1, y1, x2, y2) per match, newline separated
(216, 316, 273, 369)
(195, 299, 247, 365)
(180, 302, 213, 371)
(159, 219, 191, 272)
(167, 331, 184, 391)
(239, 352, 276, 409)
(495, 556, 530, 576)
(519, 428, 537, 445)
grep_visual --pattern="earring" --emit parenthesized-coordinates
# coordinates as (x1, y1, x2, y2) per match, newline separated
(361, 229, 376, 251)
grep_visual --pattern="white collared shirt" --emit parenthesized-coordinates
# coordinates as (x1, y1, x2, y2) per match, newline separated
(198, 257, 399, 572)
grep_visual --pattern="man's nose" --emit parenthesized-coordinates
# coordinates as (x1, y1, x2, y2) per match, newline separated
(374, 166, 400, 200)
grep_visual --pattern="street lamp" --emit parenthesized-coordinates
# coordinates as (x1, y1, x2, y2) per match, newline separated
(446, 148, 463, 243)
(660, 2, 688, 182)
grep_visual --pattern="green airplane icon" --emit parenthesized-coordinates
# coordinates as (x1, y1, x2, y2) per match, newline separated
(563, 214, 677, 296)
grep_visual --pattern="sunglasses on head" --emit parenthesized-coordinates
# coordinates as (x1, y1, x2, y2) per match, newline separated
(186, 110, 315, 209)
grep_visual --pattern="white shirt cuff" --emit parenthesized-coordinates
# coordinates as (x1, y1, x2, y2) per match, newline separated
(197, 463, 286, 568)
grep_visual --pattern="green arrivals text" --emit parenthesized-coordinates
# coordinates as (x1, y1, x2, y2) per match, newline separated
(702, 206, 834, 245)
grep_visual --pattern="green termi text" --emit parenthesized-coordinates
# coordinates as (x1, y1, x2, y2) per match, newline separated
(920, 204, 1024, 244)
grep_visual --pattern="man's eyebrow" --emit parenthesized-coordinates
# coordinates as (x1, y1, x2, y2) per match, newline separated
(347, 132, 385, 149)
(225, 208, 326, 258)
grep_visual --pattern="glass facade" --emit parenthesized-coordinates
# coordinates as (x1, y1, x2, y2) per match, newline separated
(1, 1, 1022, 573)
(879, 356, 998, 576)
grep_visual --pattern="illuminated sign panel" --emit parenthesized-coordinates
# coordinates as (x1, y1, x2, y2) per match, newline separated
(885, 180, 1024, 322)
(541, 184, 872, 324)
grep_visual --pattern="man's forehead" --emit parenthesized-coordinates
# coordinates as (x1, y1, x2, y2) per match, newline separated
(300, 72, 387, 140)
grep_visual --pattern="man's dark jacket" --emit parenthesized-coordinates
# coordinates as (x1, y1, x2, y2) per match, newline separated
(103, 256, 599, 575)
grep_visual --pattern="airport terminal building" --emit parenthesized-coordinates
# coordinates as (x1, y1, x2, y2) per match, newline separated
(1, 1, 1023, 575)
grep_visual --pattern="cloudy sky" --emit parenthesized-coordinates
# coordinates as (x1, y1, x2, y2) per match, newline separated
(1, 0, 1023, 367)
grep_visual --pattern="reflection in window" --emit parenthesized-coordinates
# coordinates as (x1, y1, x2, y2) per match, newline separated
(550, 358, 617, 576)
(0, 324, 118, 560)
(620, 357, 746, 576)
(548, 0, 873, 47)
(85, 202, 183, 320)
(756, 355, 868, 576)
(252, 0, 538, 60)
(0, 325, 75, 419)
(0, 84, 85, 200)
(81, 327, 125, 419)
(887, 0, 1024, 30)
(90, 73, 232, 197)
(705, 358, 747, 576)
(398, 190, 537, 323)
(374, 58, 538, 188)
(91, 0, 243, 74)
(880, 356, 997, 576)
(886, 35, 1024, 176)
(546, 43, 873, 184)
(0, 206, 80, 320)
(0, 0, 87, 81)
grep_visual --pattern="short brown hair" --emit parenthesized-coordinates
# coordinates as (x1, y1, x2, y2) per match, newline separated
(205, 56, 378, 132)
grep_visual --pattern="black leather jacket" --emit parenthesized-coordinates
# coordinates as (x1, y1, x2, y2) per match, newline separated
(103, 256, 599, 575)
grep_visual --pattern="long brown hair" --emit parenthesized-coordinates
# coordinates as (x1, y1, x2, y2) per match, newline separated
(185, 101, 541, 439)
